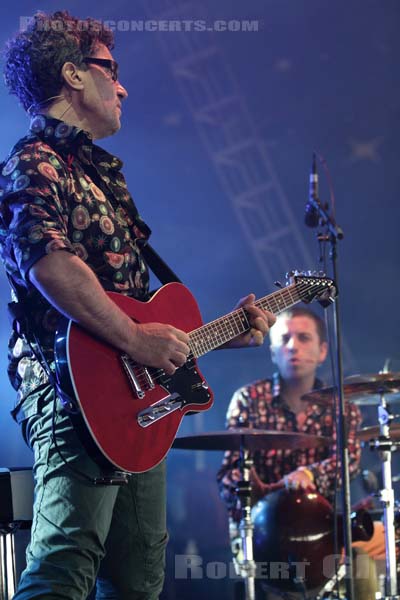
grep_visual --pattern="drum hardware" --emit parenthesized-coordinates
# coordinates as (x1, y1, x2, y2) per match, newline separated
(310, 372, 400, 599)
(301, 372, 400, 406)
(251, 489, 373, 595)
(363, 392, 400, 599)
(303, 372, 400, 599)
(357, 423, 400, 443)
(316, 562, 347, 599)
(172, 428, 332, 452)
(173, 429, 332, 600)
(236, 445, 256, 600)
(0, 468, 33, 600)
(334, 372, 400, 600)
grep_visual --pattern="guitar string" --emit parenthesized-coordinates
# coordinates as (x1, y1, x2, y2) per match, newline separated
(126, 280, 333, 390)
(189, 279, 332, 340)
(128, 280, 332, 388)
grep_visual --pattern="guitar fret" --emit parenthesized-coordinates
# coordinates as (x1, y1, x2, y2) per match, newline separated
(238, 308, 250, 332)
(214, 319, 226, 346)
(190, 333, 207, 357)
(190, 309, 248, 357)
(264, 297, 277, 313)
(221, 314, 239, 341)
(256, 284, 301, 315)
(228, 312, 242, 337)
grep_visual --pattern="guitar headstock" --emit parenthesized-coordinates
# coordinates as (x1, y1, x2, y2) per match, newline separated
(286, 270, 337, 307)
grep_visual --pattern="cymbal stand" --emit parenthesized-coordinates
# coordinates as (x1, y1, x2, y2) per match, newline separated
(235, 443, 256, 600)
(368, 393, 400, 599)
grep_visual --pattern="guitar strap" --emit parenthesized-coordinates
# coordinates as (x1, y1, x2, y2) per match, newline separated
(139, 241, 182, 285)
(6, 272, 60, 397)
(6, 273, 32, 340)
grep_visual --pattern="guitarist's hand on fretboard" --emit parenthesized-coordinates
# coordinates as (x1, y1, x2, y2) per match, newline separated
(220, 293, 276, 349)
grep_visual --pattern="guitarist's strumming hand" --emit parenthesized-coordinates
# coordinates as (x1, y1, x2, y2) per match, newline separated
(128, 322, 190, 376)
(29, 252, 191, 378)
(222, 293, 276, 349)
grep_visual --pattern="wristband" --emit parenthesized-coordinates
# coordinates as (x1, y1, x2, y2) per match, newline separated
(297, 467, 314, 483)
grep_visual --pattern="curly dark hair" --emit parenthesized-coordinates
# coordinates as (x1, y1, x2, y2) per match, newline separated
(3, 10, 114, 113)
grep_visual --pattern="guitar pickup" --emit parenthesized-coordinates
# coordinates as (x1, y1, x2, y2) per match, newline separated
(191, 381, 209, 392)
(137, 394, 183, 428)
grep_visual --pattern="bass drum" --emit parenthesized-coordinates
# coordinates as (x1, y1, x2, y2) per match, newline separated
(251, 488, 373, 594)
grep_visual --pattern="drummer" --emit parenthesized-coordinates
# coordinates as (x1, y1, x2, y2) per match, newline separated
(218, 306, 361, 505)
(217, 306, 364, 596)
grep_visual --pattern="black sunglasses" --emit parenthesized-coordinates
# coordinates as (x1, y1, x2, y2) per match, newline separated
(83, 57, 119, 82)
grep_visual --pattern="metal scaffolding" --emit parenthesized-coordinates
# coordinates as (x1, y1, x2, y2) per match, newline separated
(143, 0, 314, 285)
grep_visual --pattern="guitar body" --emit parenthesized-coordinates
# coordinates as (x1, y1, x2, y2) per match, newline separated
(55, 283, 213, 473)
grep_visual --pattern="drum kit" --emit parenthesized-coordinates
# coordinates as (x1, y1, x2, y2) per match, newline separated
(173, 371, 400, 600)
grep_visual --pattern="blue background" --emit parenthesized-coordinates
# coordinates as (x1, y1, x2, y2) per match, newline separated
(0, 2, 399, 598)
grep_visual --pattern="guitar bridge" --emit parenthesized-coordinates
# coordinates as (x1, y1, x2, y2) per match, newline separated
(137, 394, 183, 428)
(120, 354, 146, 398)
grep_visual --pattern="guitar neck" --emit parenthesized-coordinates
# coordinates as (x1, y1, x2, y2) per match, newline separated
(189, 283, 302, 359)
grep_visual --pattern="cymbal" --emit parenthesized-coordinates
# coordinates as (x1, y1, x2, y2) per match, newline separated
(301, 372, 400, 406)
(172, 428, 332, 452)
(356, 422, 400, 442)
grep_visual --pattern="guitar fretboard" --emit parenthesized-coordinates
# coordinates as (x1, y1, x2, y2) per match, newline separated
(189, 283, 302, 358)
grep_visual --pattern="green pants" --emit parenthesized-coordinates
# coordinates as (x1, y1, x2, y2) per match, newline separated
(15, 388, 168, 600)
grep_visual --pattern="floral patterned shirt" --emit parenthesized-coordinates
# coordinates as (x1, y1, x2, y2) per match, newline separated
(0, 115, 151, 420)
(217, 373, 362, 513)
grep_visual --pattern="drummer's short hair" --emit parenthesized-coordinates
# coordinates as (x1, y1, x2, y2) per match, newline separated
(275, 307, 327, 344)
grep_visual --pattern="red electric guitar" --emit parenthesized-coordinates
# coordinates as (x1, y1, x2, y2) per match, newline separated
(55, 272, 336, 473)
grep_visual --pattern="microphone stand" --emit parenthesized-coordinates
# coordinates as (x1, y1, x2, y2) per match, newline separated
(308, 197, 354, 600)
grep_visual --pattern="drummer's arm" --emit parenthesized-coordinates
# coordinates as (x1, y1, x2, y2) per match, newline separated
(306, 402, 362, 497)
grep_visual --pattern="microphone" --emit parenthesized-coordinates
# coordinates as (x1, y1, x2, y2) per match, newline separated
(304, 152, 320, 228)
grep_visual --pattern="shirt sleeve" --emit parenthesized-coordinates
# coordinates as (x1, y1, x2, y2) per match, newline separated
(308, 402, 362, 499)
(0, 149, 75, 284)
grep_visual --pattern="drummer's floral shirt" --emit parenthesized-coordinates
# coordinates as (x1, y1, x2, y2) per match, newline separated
(217, 373, 362, 511)
(0, 115, 151, 421)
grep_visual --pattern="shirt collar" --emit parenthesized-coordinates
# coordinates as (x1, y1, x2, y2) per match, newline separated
(29, 114, 92, 151)
(28, 115, 123, 171)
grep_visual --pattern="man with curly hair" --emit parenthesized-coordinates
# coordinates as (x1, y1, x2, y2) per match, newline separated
(0, 10, 274, 600)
